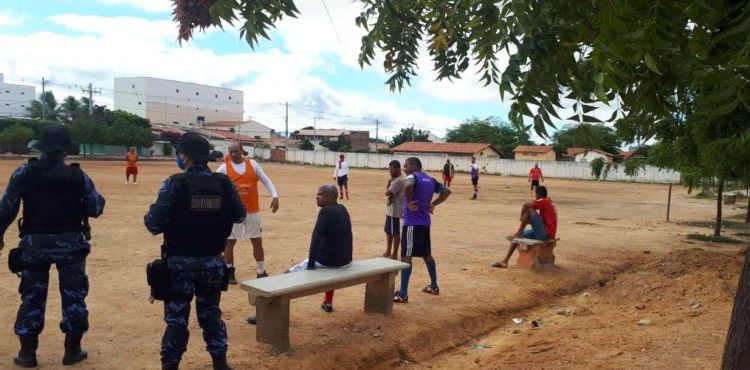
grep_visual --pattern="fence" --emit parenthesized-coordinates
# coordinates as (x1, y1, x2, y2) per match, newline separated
(255, 149, 679, 183)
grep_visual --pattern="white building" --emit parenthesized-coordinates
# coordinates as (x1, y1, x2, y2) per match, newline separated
(0, 73, 35, 118)
(564, 147, 615, 163)
(203, 120, 273, 139)
(113, 77, 243, 127)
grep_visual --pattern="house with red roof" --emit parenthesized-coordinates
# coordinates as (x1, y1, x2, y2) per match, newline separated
(512, 145, 556, 161)
(564, 147, 616, 163)
(391, 142, 502, 158)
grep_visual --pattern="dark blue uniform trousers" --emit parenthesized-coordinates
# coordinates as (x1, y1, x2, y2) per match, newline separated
(15, 248, 89, 336)
(161, 257, 227, 365)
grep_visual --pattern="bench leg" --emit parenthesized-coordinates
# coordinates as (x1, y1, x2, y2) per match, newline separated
(364, 272, 396, 315)
(255, 297, 290, 355)
(516, 246, 538, 268)
(534, 242, 557, 268)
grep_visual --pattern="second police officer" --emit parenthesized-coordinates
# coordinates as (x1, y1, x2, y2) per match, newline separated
(145, 132, 245, 370)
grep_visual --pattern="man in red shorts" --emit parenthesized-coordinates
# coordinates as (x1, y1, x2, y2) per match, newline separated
(125, 146, 138, 185)
(528, 163, 543, 193)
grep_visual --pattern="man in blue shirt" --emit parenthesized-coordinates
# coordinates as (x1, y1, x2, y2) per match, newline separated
(393, 157, 451, 303)
(145, 133, 245, 370)
(0, 125, 105, 368)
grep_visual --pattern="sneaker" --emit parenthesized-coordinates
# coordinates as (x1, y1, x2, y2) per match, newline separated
(422, 285, 440, 295)
(393, 291, 408, 303)
(256, 271, 268, 279)
(246, 316, 257, 325)
(228, 269, 237, 285)
(320, 302, 333, 313)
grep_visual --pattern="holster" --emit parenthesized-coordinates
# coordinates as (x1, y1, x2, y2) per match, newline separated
(221, 265, 234, 292)
(146, 258, 171, 303)
(7, 248, 50, 275)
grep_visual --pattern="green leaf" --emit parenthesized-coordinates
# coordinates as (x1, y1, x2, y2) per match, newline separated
(593, 72, 604, 84)
(643, 53, 661, 75)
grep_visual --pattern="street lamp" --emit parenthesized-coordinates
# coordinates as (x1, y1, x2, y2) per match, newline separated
(313, 116, 323, 142)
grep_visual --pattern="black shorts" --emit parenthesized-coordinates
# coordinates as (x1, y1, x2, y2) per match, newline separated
(471, 177, 479, 186)
(337, 175, 348, 186)
(530, 179, 540, 190)
(402, 225, 431, 257)
(384, 215, 400, 236)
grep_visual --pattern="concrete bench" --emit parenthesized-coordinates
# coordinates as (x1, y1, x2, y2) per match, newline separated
(240, 257, 409, 354)
(506, 237, 560, 269)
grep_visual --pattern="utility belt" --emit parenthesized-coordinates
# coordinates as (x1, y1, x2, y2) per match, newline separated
(7, 247, 89, 276)
(146, 247, 233, 303)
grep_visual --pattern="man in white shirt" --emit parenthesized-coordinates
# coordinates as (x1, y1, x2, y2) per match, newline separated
(333, 154, 350, 200)
(216, 142, 279, 285)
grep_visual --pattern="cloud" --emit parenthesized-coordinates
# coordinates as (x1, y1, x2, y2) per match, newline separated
(0, 9, 24, 26)
(94, 0, 172, 13)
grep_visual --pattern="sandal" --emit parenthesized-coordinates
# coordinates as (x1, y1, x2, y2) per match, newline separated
(393, 292, 409, 303)
(492, 262, 508, 268)
(422, 285, 440, 295)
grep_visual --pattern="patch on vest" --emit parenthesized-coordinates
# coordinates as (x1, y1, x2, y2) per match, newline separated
(190, 195, 222, 211)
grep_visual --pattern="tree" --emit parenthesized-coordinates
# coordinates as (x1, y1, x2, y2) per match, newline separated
(390, 127, 429, 147)
(552, 123, 623, 158)
(26, 91, 59, 121)
(59, 96, 82, 122)
(0, 124, 35, 154)
(446, 116, 531, 158)
(299, 139, 314, 151)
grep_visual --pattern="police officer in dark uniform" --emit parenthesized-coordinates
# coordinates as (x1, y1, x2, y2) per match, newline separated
(145, 132, 245, 370)
(0, 125, 105, 368)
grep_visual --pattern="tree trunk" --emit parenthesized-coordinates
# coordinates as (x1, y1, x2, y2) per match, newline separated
(715, 178, 724, 237)
(722, 247, 750, 369)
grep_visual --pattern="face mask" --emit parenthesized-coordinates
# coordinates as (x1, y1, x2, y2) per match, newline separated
(176, 153, 186, 170)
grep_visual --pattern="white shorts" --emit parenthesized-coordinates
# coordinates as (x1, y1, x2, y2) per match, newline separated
(287, 259, 352, 273)
(228, 213, 262, 240)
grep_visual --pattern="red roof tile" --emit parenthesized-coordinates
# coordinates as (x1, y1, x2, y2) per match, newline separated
(513, 145, 554, 153)
(391, 142, 500, 155)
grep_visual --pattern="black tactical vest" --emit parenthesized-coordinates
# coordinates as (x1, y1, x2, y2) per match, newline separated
(20, 162, 86, 236)
(164, 173, 233, 256)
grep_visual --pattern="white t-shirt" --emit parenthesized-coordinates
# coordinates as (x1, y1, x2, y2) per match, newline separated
(386, 176, 406, 218)
(333, 160, 349, 178)
(217, 159, 279, 198)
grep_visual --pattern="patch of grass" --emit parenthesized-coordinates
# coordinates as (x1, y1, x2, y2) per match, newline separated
(695, 191, 715, 199)
(686, 233, 742, 243)
(728, 213, 746, 220)
(677, 220, 750, 230)
(597, 217, 619, 221)
(736, 232, 750, 237)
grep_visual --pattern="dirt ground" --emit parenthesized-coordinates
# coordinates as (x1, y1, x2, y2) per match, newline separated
(0, 158, 747, 370)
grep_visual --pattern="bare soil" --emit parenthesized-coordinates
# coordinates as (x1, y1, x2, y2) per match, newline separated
(0, 159, 747, 370)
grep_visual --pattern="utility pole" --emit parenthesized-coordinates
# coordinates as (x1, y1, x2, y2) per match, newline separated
(81, 83, 101, 115)
(375, 118, 380, 155)
(313, 116, 323, 142)
(284, 102, 289, 151)
(411, 123, 415, 142)
(41, 77, 46, 120)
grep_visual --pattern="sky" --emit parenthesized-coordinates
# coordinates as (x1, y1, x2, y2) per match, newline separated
(0, 0, 578, 142)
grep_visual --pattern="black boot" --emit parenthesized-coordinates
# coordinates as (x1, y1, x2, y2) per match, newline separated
(212, 354, 232, 370)
(162, 361, 179, 370)
(13, 335, 38, 368)
(62, 333, 88, 366)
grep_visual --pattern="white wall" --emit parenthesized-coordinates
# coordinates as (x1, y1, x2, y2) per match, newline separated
(0, 73, 35, 118)
(114, 77, 243, 125)
(282, 149, 680, 183)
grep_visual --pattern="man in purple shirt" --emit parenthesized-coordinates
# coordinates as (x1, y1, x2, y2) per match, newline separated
(393, 157, 451, 303)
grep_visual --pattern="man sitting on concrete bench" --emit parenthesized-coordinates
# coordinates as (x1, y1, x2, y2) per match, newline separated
(286, 184, 353, 313)
(493, 186, 558, 268)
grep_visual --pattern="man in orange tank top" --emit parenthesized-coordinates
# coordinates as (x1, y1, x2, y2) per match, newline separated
(125, 147, 138, 185)
(216, 142, 279, 285)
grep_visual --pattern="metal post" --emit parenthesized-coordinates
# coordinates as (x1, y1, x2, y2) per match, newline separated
(667, 183, 672, 222)
(284, 102, 289, 151)
(375, 118, 379, 155)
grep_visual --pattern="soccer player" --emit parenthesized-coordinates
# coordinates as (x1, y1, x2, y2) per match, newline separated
(442, 159, 455, 187)
(125, 146, 139, 184)
(493, 186, 558, 268)
(383, 160, 406, 259)
(216, 142, 279, 283)
(528, 163, 544, 193)
(333, 154, 349, 200)
(470, 156, 479, 199)
(393, 157, 451, 303)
